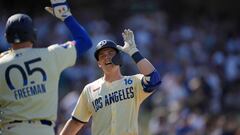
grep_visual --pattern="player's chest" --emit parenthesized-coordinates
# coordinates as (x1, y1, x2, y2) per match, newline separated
(89, 78, 135, 112)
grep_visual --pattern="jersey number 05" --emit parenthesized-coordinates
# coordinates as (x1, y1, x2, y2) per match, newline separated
(5, 57, 47, 90)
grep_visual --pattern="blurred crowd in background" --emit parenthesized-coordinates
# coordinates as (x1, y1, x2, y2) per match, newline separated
(1, 0, 240, 135)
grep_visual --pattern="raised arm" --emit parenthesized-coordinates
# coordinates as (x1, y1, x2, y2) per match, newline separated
(117, 29, 161, 92)
(45, 0, 92, 57)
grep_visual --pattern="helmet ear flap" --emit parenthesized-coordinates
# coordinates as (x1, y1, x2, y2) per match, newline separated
(111, 51, 123, 66)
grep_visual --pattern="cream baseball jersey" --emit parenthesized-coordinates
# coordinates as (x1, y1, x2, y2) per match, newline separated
(0, 41, 76, 125)
(72, 74, 152, 135)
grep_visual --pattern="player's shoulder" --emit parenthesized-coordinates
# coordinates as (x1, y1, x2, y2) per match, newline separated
(0, 50, 11, 59)
(84, 77, 103, 91)
(128, 74, 144, 79)
(47, 41, 76, 51)
(87, 78, 103, 87)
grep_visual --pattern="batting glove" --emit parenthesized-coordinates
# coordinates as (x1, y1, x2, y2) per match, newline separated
(117, 29, 139, 56)
(45, 0, 72, 21)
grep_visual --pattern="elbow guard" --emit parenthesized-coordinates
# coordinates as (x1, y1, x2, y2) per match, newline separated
(141, 70, 161, 93)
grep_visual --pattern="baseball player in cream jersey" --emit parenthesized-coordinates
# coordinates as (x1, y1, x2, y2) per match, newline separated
(60, 29, 161, 135)
(0, 0, 92, 135)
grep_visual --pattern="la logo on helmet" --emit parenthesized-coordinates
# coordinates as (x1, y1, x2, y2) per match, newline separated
(99, 40, 107, 46)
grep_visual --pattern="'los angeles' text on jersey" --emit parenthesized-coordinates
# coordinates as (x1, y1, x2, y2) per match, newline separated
(92, 86, 134, 112)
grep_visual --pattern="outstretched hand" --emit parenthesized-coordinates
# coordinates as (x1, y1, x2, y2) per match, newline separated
(117, 29, 139, 56)
(45, 0, 72, 21)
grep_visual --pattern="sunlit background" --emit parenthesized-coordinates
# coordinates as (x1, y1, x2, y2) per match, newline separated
(1, 0, 240, 134)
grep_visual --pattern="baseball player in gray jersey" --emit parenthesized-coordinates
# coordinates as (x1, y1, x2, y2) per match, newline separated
(60, 29, 161, 135)
(0, 0, 92, 135)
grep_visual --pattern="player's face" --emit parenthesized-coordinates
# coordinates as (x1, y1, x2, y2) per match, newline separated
(97, 48, 118, 72)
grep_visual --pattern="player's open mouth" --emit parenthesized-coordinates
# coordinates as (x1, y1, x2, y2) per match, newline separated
(105, 62, 112, 65)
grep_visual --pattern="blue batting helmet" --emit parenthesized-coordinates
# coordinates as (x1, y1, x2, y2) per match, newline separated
(94, 40, 123, 66)
(5, 13, 36, 44)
